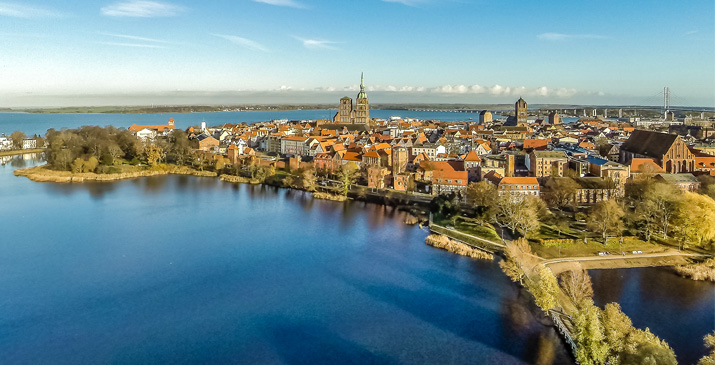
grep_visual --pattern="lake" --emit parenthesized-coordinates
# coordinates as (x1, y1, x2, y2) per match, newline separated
(0, 155, 572, 364)
(590, 267, 714, 365)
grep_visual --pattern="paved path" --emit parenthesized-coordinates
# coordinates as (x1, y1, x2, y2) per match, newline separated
(541, 251, 709, 266)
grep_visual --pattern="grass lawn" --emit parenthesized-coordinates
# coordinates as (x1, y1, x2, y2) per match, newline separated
(433, 214, 502, 242)
(530, 235, 669, 259)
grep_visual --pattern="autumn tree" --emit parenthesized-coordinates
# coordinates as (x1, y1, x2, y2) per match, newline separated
(499, 238, 539, 284)
(300, 167, 317, 191)
(9, 131, 26, 149)
(629, 199, 659, 242)
(144, 144, 164, 166)
(559, 268, 594, 308)
(586, 199, 624, 241)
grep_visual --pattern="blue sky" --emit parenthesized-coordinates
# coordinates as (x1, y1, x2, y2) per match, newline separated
(0, 0, 713, 107)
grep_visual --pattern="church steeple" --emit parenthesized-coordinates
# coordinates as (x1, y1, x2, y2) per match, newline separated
(357, 72, 368, 100)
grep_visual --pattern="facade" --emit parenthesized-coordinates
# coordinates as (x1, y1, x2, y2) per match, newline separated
(497, 177, 540, 197)
(332, 73, 370, 124)
(619, 129, 695, 173)
(527, 150, 568, 177)
(548, 111, 560, 125)
(22, 138, 37, 149)
(196, 134, 219, 152)
(654, 173, 701, 192)
(479, 110, 493, 124)
(391, 147, 408, 175)
(515, 98, 528, 127)
(281, 136, 308, 156)
(431, 161, 468, 195)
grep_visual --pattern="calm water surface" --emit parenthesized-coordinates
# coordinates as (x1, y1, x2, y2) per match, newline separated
(0, 155, 571, 364)
(590, 268, 715, 364)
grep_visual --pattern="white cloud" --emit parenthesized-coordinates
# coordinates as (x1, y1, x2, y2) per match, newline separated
(0, 2, 64, 18)
(212, 34, 268, 52)
(685, 30, 698, 35)
(95, 42, 166, 49)
(537, 32, 607, 41)
(99, 32, 169, 44)
(252, 0, 304, 8)
(293, 36, 339, 50)
(535, 86, 549, 96)
(101, 1, 184, 17)
(555, 88, 577, 97)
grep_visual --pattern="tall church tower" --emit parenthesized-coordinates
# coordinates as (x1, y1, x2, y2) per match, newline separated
(515, 97, 527, 127)
(354, 73, 370, 124)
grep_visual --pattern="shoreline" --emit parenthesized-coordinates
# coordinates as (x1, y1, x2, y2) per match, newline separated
(0, 148, 45, 157)
(14, 164, 216, 183)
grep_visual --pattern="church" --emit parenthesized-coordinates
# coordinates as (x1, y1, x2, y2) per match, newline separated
(333, 73, 370, 124)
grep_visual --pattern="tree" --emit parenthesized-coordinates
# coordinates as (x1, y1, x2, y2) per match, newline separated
(586, 199, 624, 241)
(559, 268, 594, 307)
(337, 163, 358, 196)
(499, 238, 539, 284)
(546, 177, 580, 210)
(698, 331, 715, 365)
(465, 181, 497, 208)
(645, 183, 679, 238)
(573, 304, 609, 365)
(602, 303, 632, 360)
(300, 167, 317, 191)
(672, 192, 715, 249)
(496, 194, 545, 238)
(629, 200, 658, 242)
(144, 144, 163, 166)
(528, 264, 560, 311)
(9, 131, 26, 149)
(71, 158, 84, 173)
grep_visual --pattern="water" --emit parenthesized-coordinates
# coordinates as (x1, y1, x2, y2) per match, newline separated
(0, 155, 571, 364)
(0, 110, 489, 137)
(590, 268, 715, 364)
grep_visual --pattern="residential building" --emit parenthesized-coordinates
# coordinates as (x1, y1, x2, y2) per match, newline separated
(527, 150, 568, 177)
(497, 177, 540, 197)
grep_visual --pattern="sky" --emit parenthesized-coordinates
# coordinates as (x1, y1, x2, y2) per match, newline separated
(0, 0, 713, 107)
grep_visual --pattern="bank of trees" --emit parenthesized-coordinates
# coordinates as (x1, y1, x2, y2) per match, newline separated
(45, 127, 198, 172)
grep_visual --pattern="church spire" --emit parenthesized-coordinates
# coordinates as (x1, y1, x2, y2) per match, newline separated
(357, 72, 368, 100)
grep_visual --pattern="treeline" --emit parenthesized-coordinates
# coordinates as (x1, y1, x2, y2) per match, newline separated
(45, 126, 197, 173)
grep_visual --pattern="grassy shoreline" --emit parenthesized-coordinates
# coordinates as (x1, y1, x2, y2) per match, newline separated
(0, 148, 45, 157)
(14, 164, 216, 183)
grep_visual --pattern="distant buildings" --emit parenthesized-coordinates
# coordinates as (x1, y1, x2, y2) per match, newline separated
(333, 73, 370, 124)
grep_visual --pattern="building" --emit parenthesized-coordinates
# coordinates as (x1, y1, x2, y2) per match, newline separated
(391, 147, 408, 175)
(619, 129, 695, 173)
(548, 111, 560, 125)
(332, 73, 370, 124)
(431, 161, 468, 195)
(196, 134, 219, 152)
(479, 110, 493, 124)
(129, 118, 176, 136)
(654, 173, 700, 192)
(526, 150, 568, 177)
(281, 136, 309, 156)
(22, 138, 37, 149)
(497, 177, 540, 197)
(515, 97, 528, 127)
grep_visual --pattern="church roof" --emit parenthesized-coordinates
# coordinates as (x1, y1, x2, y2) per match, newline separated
(621, 129, 678, 158)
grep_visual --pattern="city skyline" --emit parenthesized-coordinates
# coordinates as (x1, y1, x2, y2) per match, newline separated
(0, 0, 713, 107)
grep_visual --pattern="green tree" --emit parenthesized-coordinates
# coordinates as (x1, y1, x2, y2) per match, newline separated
(672, 192, 715, 249)
(698, 331, 715, 365)
(573, 304, 609, 365)
(586, 199, 624, 241)
(337, 163, 358, 196)
(527, 265, 560, 311)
